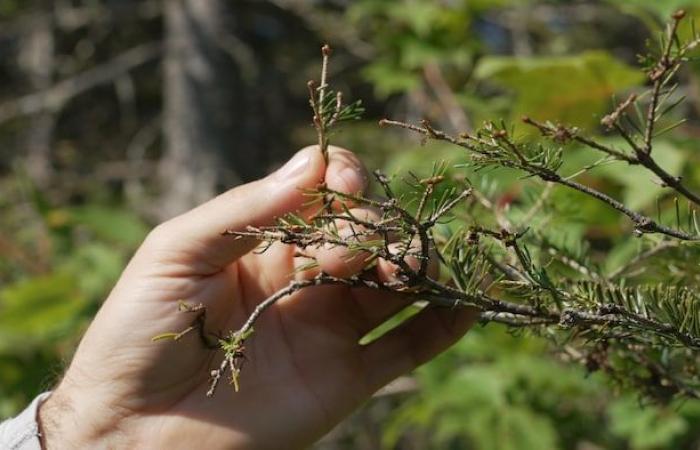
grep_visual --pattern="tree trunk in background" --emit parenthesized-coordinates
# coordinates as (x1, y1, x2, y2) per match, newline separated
(19, 10, 55, 188)
(159, 0, 243, 220)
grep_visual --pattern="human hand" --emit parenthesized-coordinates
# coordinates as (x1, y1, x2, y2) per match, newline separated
(39, 146, 476, 449)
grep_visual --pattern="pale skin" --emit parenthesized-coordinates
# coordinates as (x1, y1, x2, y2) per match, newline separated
(38, 146, 477, 449)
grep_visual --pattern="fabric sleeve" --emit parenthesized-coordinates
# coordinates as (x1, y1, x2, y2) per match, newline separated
(0, 392, 52, 450)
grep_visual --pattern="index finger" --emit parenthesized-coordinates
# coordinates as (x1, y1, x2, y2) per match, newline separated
(137, 145, 370, 274)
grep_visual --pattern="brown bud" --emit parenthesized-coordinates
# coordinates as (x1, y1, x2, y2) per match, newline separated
(553, 125, 573, 144)
(322, 44, 332, 56)
(419, 175, 445, 185)
(672, 9, 686, 20)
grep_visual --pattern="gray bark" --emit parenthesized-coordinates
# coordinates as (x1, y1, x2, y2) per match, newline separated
(160, 0, 244, 219)
(19, 12, 55, 187)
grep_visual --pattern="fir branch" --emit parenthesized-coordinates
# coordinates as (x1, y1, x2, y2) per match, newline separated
(644, 11, 684, 156)
(158, 13, 700, 402)
(380, 118, 700, 241)
(308, 44, 364, 165)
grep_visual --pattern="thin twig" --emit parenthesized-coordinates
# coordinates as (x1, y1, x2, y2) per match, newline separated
(380, 118, 700, 241)
(644, 14, 683, 155)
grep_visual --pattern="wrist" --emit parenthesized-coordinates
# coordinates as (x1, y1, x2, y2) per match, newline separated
(38, 389, 89, 449)
(38, 386, 128, 449)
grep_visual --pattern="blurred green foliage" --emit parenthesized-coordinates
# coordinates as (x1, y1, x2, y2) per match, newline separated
(336, 1, 700, 449)
(349, 0, 479, 96)
(0, 178, 147, 418)
(474, 51, 643, 128)
(382, 325, 700, 450)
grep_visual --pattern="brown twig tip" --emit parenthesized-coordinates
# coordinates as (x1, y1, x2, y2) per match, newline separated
(321, 44, 332, 56)
(419, 175, 445, 186)
(307, 80, 316, 89)
(601, 93, 638, 129)
(672, 10, 686, 21)
(221, 229, 245, 238)
(420, 119, 440, 138)
(521, 116, 570, 141)
(378, 118, 388, 127)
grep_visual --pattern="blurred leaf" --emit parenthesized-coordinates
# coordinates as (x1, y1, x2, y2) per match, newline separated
(386, 2, 445, 36)
(58, 243, 124, 301)
(383, 326, 614, 449)
(594, 140, 685, 210)
(68, 205, 148, 247)
(609, 396, 688, 449)
(475, 51, 644, 129)
(362, 62, 421, 96)
(606, 0, 695, 22)
(351, 0, 478, 97)
(0, 273, 85, 352)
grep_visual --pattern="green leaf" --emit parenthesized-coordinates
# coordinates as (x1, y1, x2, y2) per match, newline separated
(362, 62, 420, 97)
(475, 51, 644, 129)
(606, 0, 694, 22)
(595, 140, 685, 210)
(359, 304, 421, 345)
(151, 332, 180, 342)
(58, 243, 124, 301)
(609, 395, 688, 449)
(0, 273, 85, 352)
(68, 205, 149, 247)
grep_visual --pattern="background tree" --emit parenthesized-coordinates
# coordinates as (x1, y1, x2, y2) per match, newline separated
(161, 0, 241, 217)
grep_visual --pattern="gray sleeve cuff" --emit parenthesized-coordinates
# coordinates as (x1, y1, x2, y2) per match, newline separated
(0, 392, 52, 450)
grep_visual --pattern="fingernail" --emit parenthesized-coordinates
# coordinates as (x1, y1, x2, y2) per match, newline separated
(275, 150, 311, 181)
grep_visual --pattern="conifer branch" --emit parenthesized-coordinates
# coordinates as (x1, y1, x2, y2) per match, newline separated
(158, 11, 700, 402)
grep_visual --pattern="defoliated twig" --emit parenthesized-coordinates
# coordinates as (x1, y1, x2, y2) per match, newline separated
(644, 11, 684, 155)
(308, 44, 334, 164)
(380, 118, 700, 241)
(524, 106, 700, 208)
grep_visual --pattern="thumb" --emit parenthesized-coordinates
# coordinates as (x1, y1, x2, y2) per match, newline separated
(143, 146, 326, 272)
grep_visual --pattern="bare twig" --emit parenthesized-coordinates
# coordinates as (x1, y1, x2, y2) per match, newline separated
(380, 118, 700, 241)
(644, 12, 684, 155)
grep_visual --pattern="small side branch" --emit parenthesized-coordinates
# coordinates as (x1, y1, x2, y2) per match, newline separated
(380, 118, 700, 241)
(0, 42, 162, 124)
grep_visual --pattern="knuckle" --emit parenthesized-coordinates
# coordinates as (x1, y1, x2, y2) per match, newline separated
(143, 220, 178, 249)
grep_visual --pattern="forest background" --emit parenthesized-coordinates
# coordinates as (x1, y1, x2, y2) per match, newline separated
(2, 1, 700, 449)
